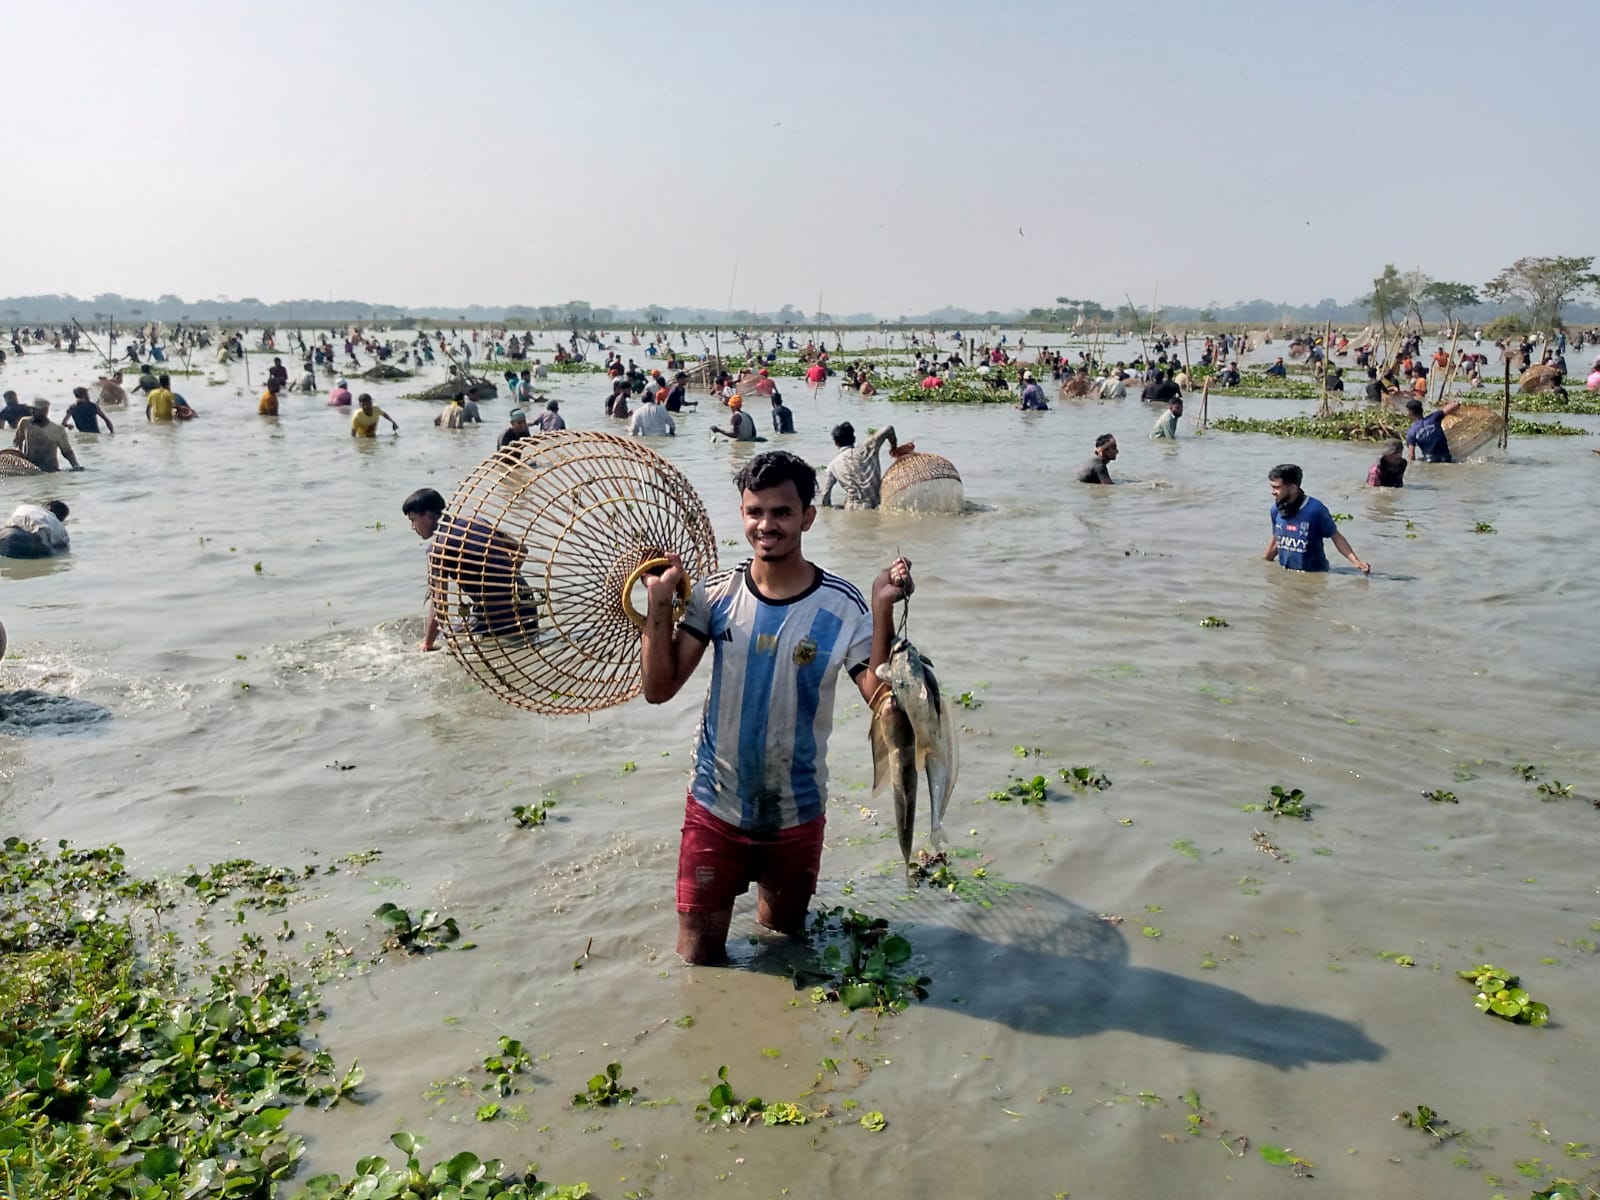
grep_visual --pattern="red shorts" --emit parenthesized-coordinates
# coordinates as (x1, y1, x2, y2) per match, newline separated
(675, 796, 825, 914)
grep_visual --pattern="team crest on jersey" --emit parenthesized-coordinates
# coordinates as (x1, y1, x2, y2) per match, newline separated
(792, 638, 818, 666)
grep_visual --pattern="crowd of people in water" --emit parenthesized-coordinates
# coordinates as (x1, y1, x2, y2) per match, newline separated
(4, 319, 1598, 576)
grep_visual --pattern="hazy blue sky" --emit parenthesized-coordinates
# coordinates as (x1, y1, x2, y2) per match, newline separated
(11, 0, 1592, 314)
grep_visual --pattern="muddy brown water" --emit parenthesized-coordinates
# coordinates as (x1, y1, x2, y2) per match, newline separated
(2, 332, 1597, 1197)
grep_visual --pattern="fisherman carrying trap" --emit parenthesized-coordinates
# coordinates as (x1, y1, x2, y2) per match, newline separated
(640, 450, 914, 966)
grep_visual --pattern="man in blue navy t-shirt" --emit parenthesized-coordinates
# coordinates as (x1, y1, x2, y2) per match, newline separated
(1263, 463, 1370, 574)
(1405, 398, 1461, 463)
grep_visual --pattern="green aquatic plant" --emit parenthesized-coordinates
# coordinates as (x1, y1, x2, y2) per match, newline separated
(1474, 522, 1497, 534)
(887, 379, 1018, 405)
(696, 1065, 766, 1126)
(1395, 1103, 1458, 1139)
(183, 858, 305, 909)
(1243, 784, 1312, 820)
(910, 849, 1018, 906)
(954, 690, 984, 708)
(1506, 418, 1591, 436)
(792, 906, 930, 1012)
(1198, 615, 1230, 627)
(373, 903, 462, 954)
(1210, 412, 1590, 440)
(1457, 963, 1550, 1026)
(1422, 789, 1459, 804)
(299, 1133, 591, 1198)
(481, 1036, 532, 1097)
(1259, 1144, 1315, 1172)
(512, 799, 556, 826)
(1058, 765, 1112, 791)
(0, 838, 370, 1200)
(572, 1061, 635, 1109)
(1535, 780, 1574, 798)
(1002, 774, 1051, 804)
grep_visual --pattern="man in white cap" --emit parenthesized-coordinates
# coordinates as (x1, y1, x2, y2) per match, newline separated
(12, 400, 82, 472)
(1018, 371, 1048, 411)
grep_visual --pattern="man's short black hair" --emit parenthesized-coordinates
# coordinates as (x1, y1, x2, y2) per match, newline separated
(47, 500, 69, 521)
(1094, 433, 1116, 450)
(402, 487, 446, 517)
(734, 450, 817, 508)
(830, 422, 855, 448)
(1405, 398, 1424, 415)
(1268, 463, 1303, 486)
(158, 374, 170, 387)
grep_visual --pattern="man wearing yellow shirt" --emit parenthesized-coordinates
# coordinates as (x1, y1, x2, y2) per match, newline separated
(259, 379, 282, 416)
(146, 374, 175, 422)
(350, 393, 398, 438)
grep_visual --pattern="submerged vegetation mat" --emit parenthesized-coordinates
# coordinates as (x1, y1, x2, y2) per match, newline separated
(1209, 413, 1590, 440)
(0, 836, 589, 1199)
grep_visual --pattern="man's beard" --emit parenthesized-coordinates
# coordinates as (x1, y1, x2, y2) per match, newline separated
(1275, 491, 1305, 519)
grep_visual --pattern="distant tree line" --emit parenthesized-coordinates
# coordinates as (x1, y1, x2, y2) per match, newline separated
(3, 261, 1596, 328)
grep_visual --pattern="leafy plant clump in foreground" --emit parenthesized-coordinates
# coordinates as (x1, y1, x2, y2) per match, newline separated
(1394, 1103, 1459, 1140)
(572, 1061, 635, 1109)
(0, 838, 340, 1198)
(300, 1132, 591, 1198)
(792, 906, 930, 1012)
(1458, 963, 1551, 1026)
(1243, 784, 1313, 820)
(373, 902, 465, 953)
(0, 836, 589, 1199)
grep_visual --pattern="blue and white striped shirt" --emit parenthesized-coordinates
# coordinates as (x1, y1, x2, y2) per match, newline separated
(679, 560, 872, 833)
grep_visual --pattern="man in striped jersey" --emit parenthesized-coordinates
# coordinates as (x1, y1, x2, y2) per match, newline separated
(642, 450, 914, 965)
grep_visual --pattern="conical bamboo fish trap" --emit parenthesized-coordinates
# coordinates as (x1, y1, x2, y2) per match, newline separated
(1441, 404, 1505, 459)
(880, 452, 964, 513)
(0, 450, 44, 476)
(431, 433, 718, 714)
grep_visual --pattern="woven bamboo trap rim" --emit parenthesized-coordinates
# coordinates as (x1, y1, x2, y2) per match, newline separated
(881, 451, 962, 501)
(0, 449, 45, 476)
(431, 432, 718, 714)
(1441, 404, 1505, 459)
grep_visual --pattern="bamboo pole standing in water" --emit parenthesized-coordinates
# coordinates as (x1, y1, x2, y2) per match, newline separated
(1437, 320, 1461, 402)
(1199, 377, 1210, 434)
(1500, 356, 1512, 451)
(1317, 319, 1332, 416)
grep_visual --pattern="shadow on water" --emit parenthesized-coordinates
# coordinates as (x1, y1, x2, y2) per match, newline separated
(734, 879, 1385, 1072)
(0, 689, 112, 734)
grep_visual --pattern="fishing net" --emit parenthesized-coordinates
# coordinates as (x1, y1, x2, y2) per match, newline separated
(1058, 373, 1092, 398)
(431, 433, 719, 714)
(880, 452, 965, 514)
(1442, 404, 1506, 458)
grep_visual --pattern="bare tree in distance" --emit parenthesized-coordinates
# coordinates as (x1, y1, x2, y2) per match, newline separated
(1483, 255, 1598, 331)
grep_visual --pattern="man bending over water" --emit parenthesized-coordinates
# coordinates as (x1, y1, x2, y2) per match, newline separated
(403, 487, 533, 652)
